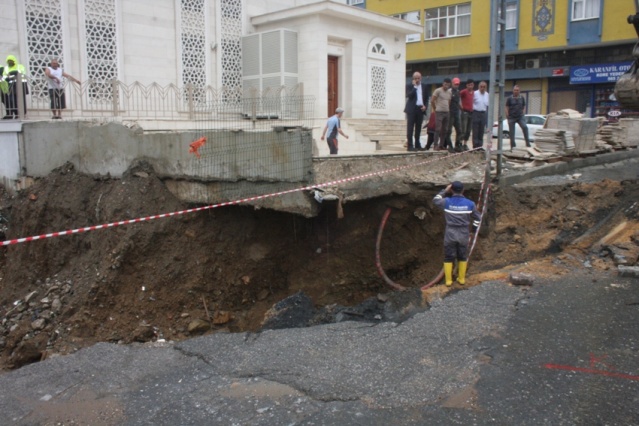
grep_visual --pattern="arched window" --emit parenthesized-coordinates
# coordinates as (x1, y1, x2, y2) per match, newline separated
(367, 38, 388, 113)
(368, 38, 388, 61)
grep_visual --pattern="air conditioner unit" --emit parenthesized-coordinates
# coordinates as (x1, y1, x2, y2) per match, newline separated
(526, 59, 540, 69)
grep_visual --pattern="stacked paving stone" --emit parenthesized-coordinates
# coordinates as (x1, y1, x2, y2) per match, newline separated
(533, 129, 575, 154)
(545, 115, 600, 153)
(597, 118, 639, 149)
(597, 124, 626, 148)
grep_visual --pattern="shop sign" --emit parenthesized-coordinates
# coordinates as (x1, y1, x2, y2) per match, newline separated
(570, 62, 632, 84)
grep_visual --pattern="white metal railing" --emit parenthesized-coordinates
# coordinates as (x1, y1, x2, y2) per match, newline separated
(5, 75, 307, 124)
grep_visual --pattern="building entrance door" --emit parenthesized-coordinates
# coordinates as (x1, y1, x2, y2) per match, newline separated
(327, 56, 338, 116)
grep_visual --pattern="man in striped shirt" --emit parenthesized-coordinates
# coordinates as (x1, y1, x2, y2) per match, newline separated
(433, 181, 482, 286)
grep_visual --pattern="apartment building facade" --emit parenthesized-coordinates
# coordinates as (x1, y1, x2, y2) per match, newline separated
(363, 0, 637, 119)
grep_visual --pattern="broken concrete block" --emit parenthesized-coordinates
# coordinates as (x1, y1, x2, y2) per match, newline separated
(617, 265, 639, 278)
(187, 319, 211, 334)
(31, 318, 47, 331)
(509, 272, 535, 286)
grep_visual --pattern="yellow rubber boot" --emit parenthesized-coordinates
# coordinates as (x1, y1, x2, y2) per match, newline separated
(457, 261, 468, 285)
(444, 262, 454, 286)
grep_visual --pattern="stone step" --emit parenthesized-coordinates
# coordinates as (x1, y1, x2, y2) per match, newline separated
(313, 138, 378, 157)
(342, 119, 409, 152)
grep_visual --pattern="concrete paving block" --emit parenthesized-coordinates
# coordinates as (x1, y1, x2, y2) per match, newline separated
(617, 265, 639, 278)
(509, 272, 535, 286)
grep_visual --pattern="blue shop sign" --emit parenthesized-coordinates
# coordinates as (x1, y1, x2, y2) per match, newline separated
(570, 62, 632, 84)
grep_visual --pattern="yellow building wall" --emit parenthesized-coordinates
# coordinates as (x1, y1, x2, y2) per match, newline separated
(601, 0, 637, 42)
(366, 0, 637, 60)
(366, 0, 492, 61)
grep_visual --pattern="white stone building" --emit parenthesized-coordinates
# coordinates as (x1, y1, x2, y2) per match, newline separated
(0, 0, 419, 155)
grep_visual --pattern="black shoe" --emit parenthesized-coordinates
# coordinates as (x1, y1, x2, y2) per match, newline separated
(2, 115, 14, 120)
(447, 145, 455, 153)
(407, 147, 416, 152)
(462, 144, 469, 151)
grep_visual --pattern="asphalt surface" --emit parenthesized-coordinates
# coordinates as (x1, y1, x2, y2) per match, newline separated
(0, 269, 637, 425)
(1, 153, 638, 425)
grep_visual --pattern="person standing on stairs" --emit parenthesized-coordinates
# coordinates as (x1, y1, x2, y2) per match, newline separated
(433, 181, 481, 286)
(430, 78, 452, 152)
(404, 71, 429, 151)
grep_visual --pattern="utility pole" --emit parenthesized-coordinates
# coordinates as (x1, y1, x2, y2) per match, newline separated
(488, 0, 507, 178)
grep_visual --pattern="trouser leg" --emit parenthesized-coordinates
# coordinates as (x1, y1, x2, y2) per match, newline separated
(406, 113, 416, 149)
(507, 118, 517, 149)
(414, 112, 424, 149)
(441, 113, 451, 151)
(425, 131, 435, 150)
(518, 117, 531, 147)
(327, 137, 338, 155)
(460, 112, 471, 149)
(472, 112, 484, 149)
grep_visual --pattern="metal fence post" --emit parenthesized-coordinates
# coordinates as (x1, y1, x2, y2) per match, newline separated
(187, 83, 194, 120)
(298, 82, 304, 119)
(111, 79, 119, 117)
(16, 73, 25, 120)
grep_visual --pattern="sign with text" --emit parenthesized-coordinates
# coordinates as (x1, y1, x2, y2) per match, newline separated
(570, 62, 632, 84)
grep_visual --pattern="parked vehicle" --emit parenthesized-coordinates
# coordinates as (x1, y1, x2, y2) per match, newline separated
(492, 114, 547, 141)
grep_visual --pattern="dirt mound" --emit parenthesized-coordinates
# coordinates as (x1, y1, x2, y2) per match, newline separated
(0, 162, 638, 371)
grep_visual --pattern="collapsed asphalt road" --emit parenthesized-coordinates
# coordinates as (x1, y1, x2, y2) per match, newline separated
(0, 267, 637, 425)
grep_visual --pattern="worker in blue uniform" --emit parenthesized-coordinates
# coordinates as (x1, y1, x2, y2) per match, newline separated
(433, 181, 482, 286)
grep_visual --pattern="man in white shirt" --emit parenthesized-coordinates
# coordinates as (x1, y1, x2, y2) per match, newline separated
(404, 72, 429, 151)
(471, 81, 489, 150)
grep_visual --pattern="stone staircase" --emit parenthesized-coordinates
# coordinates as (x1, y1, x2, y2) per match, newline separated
(312, 118, 420, 156)
(345, 119, 409, 152)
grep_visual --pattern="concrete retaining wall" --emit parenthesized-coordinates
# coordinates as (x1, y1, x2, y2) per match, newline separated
(0, 121, 314, 211)
(0, 122, 22, 188)
(21, 121, 312, 181)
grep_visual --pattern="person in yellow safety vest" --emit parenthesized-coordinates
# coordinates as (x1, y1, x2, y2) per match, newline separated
(2, 55, 28, 119)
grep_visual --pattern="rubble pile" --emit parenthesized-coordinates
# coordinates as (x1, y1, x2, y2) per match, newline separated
(597, 118, 639, 149)
(0, 277, 74, 368)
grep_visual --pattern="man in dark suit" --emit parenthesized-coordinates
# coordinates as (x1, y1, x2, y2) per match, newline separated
(404, 71, 429, 151)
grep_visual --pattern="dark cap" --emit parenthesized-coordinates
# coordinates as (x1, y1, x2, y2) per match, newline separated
(451, 181, 463, 192)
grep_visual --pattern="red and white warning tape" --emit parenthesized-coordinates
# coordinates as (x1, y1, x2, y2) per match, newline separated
(1, 149, 482, 246)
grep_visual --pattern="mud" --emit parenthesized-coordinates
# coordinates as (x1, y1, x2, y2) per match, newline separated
(0, 160, 638, 371)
